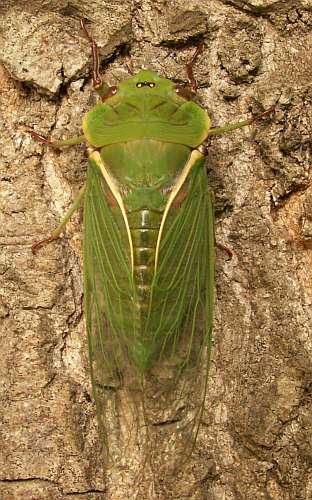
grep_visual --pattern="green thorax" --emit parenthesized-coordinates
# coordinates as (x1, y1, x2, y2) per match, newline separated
(100, 139, 191, 212)
(83, 70, 211, 148)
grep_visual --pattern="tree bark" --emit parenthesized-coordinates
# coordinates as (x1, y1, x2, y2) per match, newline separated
(0, 0, 311, 498)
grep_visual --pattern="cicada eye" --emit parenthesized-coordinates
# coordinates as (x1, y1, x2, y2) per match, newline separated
(174, 84, 192, 101)
(101, 85, 118, 101)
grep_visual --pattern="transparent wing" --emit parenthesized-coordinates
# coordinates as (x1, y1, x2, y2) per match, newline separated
(83, 159, 138, 454)
(141, 163, 214, 466)
(83, 157, 214, 469)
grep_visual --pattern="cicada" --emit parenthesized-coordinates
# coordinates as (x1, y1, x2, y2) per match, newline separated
(31, 19, 273, 473)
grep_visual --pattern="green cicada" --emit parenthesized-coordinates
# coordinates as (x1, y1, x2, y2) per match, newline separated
(31, 19, 272, 470)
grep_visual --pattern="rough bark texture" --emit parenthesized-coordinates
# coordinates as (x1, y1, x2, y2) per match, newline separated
(0, 0, 312, 498)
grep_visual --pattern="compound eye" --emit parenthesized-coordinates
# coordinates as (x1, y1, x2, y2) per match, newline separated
(136, 82, 143, 88)
(109, 86, 118, 95)
(149, 82, 155, 88)
(101, 85, 118, 101)
(174, 84, 192, 100)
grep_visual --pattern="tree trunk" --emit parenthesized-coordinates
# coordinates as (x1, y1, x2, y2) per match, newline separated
(0, 1, 311, 498)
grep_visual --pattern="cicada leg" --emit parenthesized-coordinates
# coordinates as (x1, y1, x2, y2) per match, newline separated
(216, 242, 233, 259)
(80, 18, 111, 98)
(185, 43, 204, 92)
(80, 17, 101, 89)
(209, 107, 275, 136)
(28, 129, 85, 149)
(173, 43, 204, 99)
(32, 184, 86, 253)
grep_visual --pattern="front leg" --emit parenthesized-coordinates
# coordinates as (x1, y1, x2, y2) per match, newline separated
(28, 129, 85, 149)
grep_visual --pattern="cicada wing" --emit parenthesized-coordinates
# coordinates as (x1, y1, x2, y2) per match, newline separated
(83, 156, 214, 470)
(83, 160, 139, 456)
(142, 162, 215, 466)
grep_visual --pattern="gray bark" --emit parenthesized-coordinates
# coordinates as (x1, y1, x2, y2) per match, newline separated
(0, 0, 311, 498)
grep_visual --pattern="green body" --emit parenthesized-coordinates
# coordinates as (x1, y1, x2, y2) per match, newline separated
(81, 70, 214, 459)
(82, 71, 213, 382)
